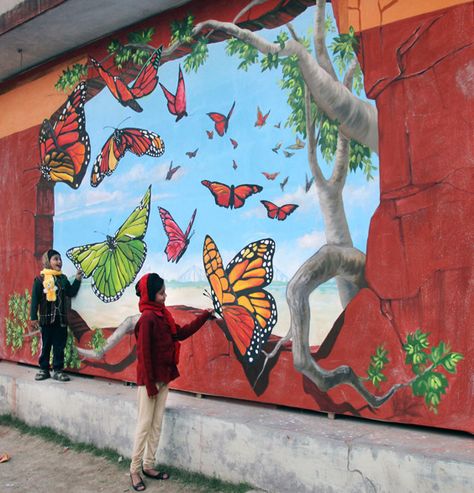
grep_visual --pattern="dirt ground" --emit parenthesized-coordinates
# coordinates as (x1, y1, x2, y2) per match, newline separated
(0, 424, 216, 493)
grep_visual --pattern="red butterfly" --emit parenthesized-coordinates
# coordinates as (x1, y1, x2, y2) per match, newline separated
(230, 138, 238, 149)
(206, 130, 214, 139)
(255, 106, 270, 127)
(39, 81, 90, 189)
(261, 200, 299, 221)
(90, 128, 165, 187)
(90, 47, 162, 113)
(262, 171, 280, 181)
(160, 65, 187, 121)
(232, 160, 238, 170)
(165, 161, 181, 180)
(207, 101, 235, 137)
(201, 180, 262, 209)
(186, 148, 198, 158)
(158, 207, 196, 263)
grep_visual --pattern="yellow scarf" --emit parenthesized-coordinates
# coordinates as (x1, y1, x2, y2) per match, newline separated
(40, 269, 62, 302)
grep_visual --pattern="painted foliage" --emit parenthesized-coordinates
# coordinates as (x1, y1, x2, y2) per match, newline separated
(2, 0, 471, 433)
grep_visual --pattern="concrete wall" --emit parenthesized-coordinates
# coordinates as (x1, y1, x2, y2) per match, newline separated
(1, 362, 473, 493)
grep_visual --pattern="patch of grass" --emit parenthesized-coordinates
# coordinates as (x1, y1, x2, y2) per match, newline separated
(0, 414, 253, 492)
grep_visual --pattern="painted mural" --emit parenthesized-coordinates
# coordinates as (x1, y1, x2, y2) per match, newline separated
(1, 0, 471, 433)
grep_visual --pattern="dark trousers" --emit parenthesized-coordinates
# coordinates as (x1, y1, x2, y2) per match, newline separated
(38, 320, 68, 371)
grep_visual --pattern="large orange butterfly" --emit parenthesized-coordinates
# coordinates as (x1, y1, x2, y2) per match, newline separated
(203, 235, 277, 364)
(201, 180, 262, 209)
(39, 81, 90, 189)
(90, 47, 162, 112)
(90, 128, 165, 187)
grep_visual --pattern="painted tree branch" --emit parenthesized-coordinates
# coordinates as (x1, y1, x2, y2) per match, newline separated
(314, 0, 337, 79)
(76, 314, 139, 359)
(286, 244, 403, 407)
(191, 19, 378, 152)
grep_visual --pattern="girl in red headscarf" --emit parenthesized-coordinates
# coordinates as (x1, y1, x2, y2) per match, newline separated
(130, 273, 214, 491)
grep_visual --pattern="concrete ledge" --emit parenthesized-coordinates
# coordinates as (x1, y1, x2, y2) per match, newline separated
(0, 361, 473, 493)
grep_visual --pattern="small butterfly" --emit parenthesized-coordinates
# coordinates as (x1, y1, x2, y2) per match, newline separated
(272, 142, 282, 154)
(261, 200, 299, 221)
(166, 161, 181, 180)
(280, 176, 289, 191)
(207, 101, 236, 137)
(283, 151, 294, 158)
(201, 180, 262, 209)
(287, 136, 305, 150)
(262, 171, 280, 181)
(66, 186, 151, 302)
(206, 130, 214, 139)
(186, 148, 198, 158)
(39, 82, 90, 189)
(230, 138, 238, 149)
(159, 65, 187, 121)
(90, 128, 165, 187)
(274, 122, 281, 129)
(255, 106, 270, 128)
(203, 235, 277, 364)
(91, 47, 162, 113)
(305, 173, 315, 192)
(158, 206, 196, 263)
(232, 160, 238, 170)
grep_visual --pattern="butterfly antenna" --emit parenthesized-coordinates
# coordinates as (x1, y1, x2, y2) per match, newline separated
(203, 289, 213, 301)
(103, 116, 131, 131)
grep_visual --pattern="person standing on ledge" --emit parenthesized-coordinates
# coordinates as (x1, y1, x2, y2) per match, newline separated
(130, 272, 214, 492)
(29, 249, 82, 382)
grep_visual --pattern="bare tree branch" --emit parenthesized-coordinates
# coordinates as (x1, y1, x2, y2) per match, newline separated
(304, 84, 325, 185)
(76, 314, 139, 359)
(191, 19, 378, 152)
(314, 0, 337, 79)
(233, 0, 269, 24)
(286, 244, 402, 407)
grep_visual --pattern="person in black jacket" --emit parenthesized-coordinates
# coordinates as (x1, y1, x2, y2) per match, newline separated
(29, 249, 82, 382)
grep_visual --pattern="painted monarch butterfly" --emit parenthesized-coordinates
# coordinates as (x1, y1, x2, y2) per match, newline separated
(255, 106, 270, 127)
(203, 235, 277, 364)
(201, 180, 262, 209)
(158, 207, 197, 263)
(207, 101, 235, 137)
(186, 148, 198, 158)
(261, 171, 280, 181)
(230, 138, 238, 149)
(287, 136, 305, 150)
(39, 81, 90, 189)
(90, 47, 162, 112)
(160, 64, 187, 121)
(90, 128, 165, 187)
(260, 200, 299, 221)
(66, 186, 151, 303)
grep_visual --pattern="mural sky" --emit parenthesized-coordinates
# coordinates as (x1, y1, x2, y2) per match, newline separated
(52, 5, 379, 341)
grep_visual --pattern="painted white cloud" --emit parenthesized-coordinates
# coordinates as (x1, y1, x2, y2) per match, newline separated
(297, 230, 326, 249)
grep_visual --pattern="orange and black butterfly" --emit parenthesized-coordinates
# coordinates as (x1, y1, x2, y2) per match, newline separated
(158, 207, 196, 263)
(186, 148, 198, 158)
(39, 81, 90, 189)
(90, 47, 162, 113)
(207, 101, 235, 137)
(261, 200, 299, 221)
(206, 130, 214, 139)
(262, 171, 280, 181)
(203, 235, 277, 364)
(90, 128, 165, 187)
(230, 138, 238, 149)
(255, 106, 270, 127)
(201, 180, 262, 209)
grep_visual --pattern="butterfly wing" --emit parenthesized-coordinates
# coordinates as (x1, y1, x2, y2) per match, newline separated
(203, 235, 277, 363)
(120, 128, 165, 157)
(130, 46, 162, 99)
(173, 65, 187, 121)
(208, 101, 235, 136)
(91, 57, 142, 112)
(201, 180, 232, 208)
(39, 82, 90, 189)
(230, 138, 238, 149)
(232, 184, 263, 209)
(159, 82, 177, 115)
(158, 207, 196, 263)
(277, 204, 299, 221)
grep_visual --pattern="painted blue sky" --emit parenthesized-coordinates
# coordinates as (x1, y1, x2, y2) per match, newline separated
(55, 4, 379, 284)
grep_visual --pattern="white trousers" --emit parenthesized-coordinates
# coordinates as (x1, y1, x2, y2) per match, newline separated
(130, 382, 169, 473)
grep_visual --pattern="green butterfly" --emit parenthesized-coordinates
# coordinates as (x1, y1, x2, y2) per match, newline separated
(66, 185, 151, 303)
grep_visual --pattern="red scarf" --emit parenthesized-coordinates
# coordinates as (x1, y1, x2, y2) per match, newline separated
(136, 275, 181, 364)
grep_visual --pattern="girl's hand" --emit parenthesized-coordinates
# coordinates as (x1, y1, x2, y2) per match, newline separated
(206, 308, 217, 319)
(29, 320, 40, 331)
(75, 270, 83, 281)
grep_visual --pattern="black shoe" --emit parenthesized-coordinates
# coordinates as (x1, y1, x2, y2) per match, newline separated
(52, 371, 70, 382)
(35, 369, 50, 381)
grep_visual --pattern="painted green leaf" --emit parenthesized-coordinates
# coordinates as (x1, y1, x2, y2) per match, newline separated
(440, 352, 464, 373)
